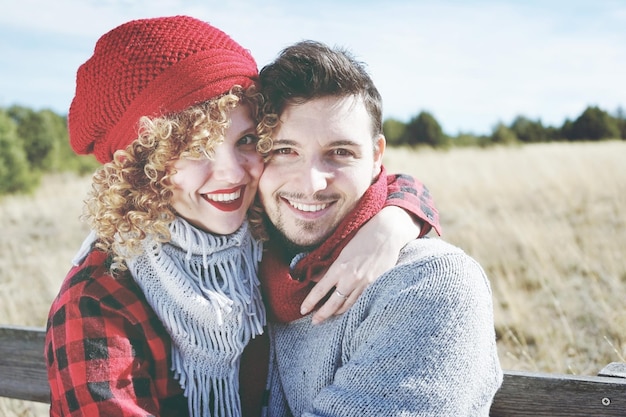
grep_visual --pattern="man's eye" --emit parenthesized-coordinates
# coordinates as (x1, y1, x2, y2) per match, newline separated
(331, 149, 352, 156)
(238, 134, 259, 146)
(273, 148, 293, 155)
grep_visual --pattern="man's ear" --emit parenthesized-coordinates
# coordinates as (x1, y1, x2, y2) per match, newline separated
(373, 134, 386, 174)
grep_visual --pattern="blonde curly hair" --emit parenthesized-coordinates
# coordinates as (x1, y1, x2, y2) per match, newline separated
(84, 85, 272, 273)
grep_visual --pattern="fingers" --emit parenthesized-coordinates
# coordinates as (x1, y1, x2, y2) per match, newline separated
(310, 277, 371, 324)
(302, 260, 372, 324)
(334, 288, 361, 315)
(334, 289, 349, 300)
(310, 288, 353, 325)
(300, 270, 337, 316)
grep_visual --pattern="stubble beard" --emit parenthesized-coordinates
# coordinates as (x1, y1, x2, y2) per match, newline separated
(272, 216, 327, 254)
(268, 191, 338, 252)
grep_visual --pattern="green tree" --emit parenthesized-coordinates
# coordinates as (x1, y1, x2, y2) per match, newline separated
(561, 119, 574, 140)
(36, 109, 95, 173)
(451, 132, 482, 147)
(490, 123, 518, 145)
(544, 125, 563, 142)
(510, 116, 548, 143)
(6, 106, 98, 175)
(18, 110, 58, 170)
(403, 111, 449, 148)
(382, 118, 407, 146)
(615, 106, 626, 139)
(568, 106, 620, 141)
(0, 110, 38, 195)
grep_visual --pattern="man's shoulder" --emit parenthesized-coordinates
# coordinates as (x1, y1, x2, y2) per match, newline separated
(371, 237, 490, 299)
(398, 237, 467, 265)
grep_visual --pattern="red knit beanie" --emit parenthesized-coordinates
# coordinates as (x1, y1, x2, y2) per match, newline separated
(68, 15, 258, 163)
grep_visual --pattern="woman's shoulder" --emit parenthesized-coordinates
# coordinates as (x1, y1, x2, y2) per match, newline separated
(58, 249, 127, 293)
(50, 248, 151, 322)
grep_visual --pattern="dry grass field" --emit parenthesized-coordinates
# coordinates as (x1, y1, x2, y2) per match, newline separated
(1, 140, 625, 415)
(384, 140, 625, 375)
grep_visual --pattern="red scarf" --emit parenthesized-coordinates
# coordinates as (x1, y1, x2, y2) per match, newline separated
(259, 167, 389, 323)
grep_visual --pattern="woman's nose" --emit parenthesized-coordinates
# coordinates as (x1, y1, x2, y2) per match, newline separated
(210, 146, 245, 183)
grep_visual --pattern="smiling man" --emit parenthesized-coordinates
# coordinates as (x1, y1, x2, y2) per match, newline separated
(256, 40, 503, 417)
(259, 93, 383, 250)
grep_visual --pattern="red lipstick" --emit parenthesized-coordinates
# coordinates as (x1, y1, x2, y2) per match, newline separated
(202, 186, 246, 212)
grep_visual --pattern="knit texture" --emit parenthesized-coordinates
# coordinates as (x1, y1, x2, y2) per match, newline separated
(68, 15, 258, 163)
(127, 218, 265, 417)
(265, 238, 503, 416)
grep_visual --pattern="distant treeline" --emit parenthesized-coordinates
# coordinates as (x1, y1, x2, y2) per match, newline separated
(1, 104, 624, 196)
(383, 105, 626, 148)
(0, 105, 99, 196)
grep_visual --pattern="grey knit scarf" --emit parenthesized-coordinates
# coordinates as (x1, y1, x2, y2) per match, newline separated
(126, 217, 265, 417)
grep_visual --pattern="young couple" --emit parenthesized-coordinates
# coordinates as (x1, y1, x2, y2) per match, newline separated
(45, 15, 502, 417)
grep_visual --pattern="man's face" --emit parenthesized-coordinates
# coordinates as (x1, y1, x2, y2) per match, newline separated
(259, 95, 385, 248)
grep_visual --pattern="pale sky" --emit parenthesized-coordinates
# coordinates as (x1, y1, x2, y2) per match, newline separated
(1, 0, 624, 135)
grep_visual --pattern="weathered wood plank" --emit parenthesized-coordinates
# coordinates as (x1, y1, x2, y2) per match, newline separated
(1, 324, 626, 415)
(0, 325, 50, 403)
(599, 362, 626, 379)
(490, 370, 626, 416)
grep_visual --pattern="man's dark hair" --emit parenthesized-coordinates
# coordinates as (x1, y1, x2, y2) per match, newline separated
(259, 40, 383, 136)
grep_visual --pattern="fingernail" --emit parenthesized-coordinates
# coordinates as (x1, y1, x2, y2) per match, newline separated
(300, 306, 308, 315)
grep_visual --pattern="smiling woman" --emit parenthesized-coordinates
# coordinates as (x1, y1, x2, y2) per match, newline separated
(43, 16, 270, 417)
(167, 104, 264, 236)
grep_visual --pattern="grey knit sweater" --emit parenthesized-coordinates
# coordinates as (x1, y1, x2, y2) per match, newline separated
(264, 237, 503, 417)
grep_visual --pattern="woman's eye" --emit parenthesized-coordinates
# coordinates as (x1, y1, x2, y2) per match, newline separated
(238, 134, 259, 146)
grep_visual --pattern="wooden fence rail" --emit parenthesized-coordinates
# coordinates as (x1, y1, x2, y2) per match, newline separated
(0, 325, 49, 404)
(1, 324, 625, 415)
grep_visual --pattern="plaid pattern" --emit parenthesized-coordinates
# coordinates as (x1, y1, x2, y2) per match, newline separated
(45, 249, 188, 416)
(385, 172, 442, 237)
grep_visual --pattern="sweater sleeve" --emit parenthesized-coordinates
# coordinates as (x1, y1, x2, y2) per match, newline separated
(45, 252, 184, 417)
(304, 251, 502, 416)
(385, 172, 442, 237)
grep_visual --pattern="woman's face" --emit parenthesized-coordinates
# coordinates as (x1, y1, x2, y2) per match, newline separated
(169, 104, 264, 235)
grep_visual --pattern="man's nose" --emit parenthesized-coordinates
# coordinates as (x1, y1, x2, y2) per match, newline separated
(301, 159, 332, 194)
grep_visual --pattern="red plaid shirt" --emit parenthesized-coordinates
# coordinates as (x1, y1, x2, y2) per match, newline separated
(385, 172, 441, 237)
(45, 249, 188, 417)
